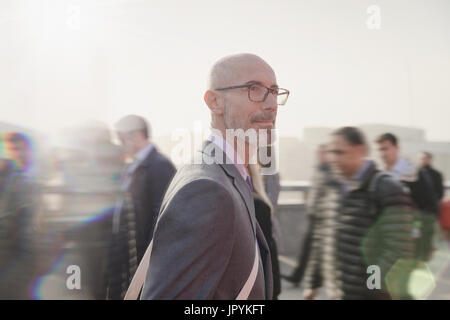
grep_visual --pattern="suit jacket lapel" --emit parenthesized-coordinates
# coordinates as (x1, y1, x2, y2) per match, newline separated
(201, 140, 256, 236)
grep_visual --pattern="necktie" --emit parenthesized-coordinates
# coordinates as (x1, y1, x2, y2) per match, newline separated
(246, 176, 253, 192)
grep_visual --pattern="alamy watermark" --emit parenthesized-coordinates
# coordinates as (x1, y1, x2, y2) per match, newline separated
(66, 4, 81, 30)
(366, 5, 381, 30)
(170, 122, 279, 175)
(367, 265, 381, 290)
(66, 265, 81, 290)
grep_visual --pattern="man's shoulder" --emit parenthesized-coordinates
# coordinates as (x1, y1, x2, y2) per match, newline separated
(428, 166, 443, 179)
(170, 162, 230, 192)
(146, 148, 175, 169)
(160, 164, 238, 216)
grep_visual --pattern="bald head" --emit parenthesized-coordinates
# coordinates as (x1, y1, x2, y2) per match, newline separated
(204, 53, 279, 141)
(207, 53, 275, 90)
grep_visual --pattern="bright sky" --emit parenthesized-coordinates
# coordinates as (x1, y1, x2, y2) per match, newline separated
(1, 0, 450, 141)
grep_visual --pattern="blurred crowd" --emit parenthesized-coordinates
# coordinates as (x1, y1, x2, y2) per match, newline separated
(0, 118, 449, 300)
(283, 128, 449, 299)
(0, 115, 281, 299)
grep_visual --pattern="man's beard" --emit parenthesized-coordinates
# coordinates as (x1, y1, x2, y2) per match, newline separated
(224, 106, 277, 147)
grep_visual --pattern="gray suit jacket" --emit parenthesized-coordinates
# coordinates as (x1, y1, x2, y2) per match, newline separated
(140, 141, 273, 300)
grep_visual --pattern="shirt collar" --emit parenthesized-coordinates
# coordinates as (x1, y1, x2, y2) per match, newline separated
(134, 142, 154, 163)
(126, 142, 154, 176)
(208, 132, 250, 183)
(388, 158, 412, 179)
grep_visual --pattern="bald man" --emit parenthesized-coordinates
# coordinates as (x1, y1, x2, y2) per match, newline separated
(136, 54, 289, 300)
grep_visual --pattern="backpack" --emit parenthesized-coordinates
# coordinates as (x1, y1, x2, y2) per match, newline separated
(402, 169, 440, 215)
(366, 171, 416, 299)
(367, 171, 391, 214)
(367, 171, 421, 239)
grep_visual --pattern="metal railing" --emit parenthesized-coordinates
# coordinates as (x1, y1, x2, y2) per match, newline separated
(280, 180, 450, 196)
(276, 180, 450, 256)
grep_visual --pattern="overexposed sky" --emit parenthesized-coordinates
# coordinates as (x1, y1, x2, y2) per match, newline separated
(1, 0, 450, 141)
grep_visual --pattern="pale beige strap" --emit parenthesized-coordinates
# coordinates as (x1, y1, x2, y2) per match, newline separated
(124, 240, 153, 300)
(236, 238, 259, 300)
(125, 238, 259, 300)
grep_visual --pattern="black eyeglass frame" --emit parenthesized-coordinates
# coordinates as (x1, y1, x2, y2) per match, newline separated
(215, 82, 290, 105)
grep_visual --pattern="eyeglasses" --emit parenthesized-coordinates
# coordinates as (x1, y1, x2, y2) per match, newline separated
(215, 82, 290, 106)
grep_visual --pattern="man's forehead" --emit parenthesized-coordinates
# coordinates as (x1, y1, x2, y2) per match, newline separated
(210, 54, 276, 88)
(380, 140, 395, 148)
(332, 134, 345, 144)
(332, 136, 355, 150)
(232, 68, 277, 87)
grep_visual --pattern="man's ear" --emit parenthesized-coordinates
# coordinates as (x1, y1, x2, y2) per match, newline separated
(204, 90, 223, 115)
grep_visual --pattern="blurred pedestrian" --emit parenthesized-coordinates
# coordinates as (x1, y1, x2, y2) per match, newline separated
(114, 115, 176, 264)
(38, 122, 125, 299)
(418, 152, 444, 202)
(283, 144, 333, 287)
(249, 163, 281, 299)
(106, 115, 175, 299)
(376, 133, 440, 262)
(0, 133, 38, 299)
(303, 127, 415, 300)
(259, 145, 284, 258)
(441, 196, 450, 241)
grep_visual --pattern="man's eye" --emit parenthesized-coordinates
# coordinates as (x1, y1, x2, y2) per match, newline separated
(250, 84, 264, 91)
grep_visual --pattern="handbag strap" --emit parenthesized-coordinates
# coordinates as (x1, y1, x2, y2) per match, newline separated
(124, 237, 260, 300)
(236, 238, 260, 300)
(124, 239, 153, 300)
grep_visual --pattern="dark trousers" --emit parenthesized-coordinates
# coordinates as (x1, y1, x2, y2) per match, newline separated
(417, 213, 436, 261)
(289, 222, 313, 283)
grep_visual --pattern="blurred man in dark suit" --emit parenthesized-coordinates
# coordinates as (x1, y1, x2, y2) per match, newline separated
(114, 115, 176, 264)
(419, 152, 444, 202)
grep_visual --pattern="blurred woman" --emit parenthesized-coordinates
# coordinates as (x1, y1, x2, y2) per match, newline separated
(248, 163, 281, 299)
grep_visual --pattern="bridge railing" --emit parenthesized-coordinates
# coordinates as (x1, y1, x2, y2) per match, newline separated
(279, 180, 450, 203)
(276, 181, 450, 257)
